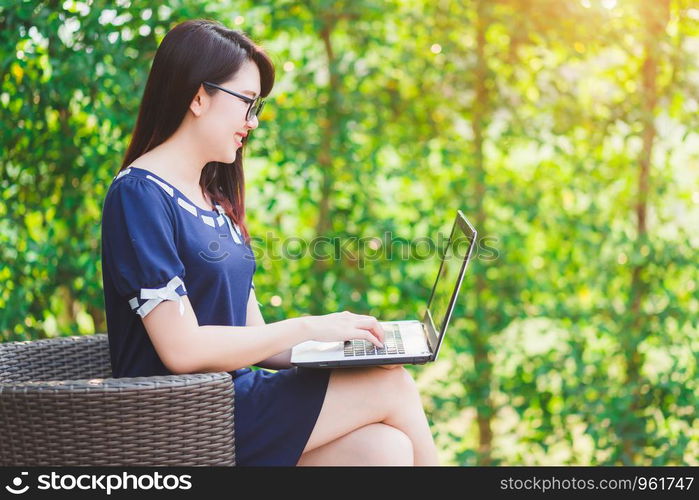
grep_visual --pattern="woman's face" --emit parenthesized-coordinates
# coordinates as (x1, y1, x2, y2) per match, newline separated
(202, 58, 262, 164)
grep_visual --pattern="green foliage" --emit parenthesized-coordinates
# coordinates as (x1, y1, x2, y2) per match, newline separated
(1, 0, 697, 465)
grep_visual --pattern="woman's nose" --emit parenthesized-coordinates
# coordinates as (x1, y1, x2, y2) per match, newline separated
(246, 114, 259, 129)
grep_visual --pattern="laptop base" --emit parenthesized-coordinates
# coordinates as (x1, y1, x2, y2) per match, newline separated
(292, 355, 431, 369)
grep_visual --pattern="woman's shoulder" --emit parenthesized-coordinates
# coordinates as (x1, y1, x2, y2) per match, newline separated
(103, 167, 177, 221)
(108, 166, 173, 198)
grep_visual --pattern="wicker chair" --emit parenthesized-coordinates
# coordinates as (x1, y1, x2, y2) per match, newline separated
(0, 333, 235, 466)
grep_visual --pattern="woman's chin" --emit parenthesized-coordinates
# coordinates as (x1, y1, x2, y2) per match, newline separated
(213, 150, 238, 165)
(226, 150, 238, 163)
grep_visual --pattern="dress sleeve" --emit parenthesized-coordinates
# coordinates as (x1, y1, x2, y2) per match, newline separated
(249, 257, 261, 308)
(101, 177, 188, 318)
(246, 234, 256, 291)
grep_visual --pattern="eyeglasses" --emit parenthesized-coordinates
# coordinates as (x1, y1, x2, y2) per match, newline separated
(202, 81, 266, 122)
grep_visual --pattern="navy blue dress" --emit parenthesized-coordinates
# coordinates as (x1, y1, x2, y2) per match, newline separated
(100, 166, 330, 466)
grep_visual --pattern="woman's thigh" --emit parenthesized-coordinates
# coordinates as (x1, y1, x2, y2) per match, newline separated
(298, 423, 413, 466)
(303, 366, 417, 453)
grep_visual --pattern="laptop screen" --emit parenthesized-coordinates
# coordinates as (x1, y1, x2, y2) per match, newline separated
(426, 212, 477, 336)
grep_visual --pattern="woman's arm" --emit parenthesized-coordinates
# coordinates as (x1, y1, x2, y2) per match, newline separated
(245, 288, 293, 370)
(142, 295, 304, 374)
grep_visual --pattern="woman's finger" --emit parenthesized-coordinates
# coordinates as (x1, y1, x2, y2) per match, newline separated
(354, 316, 385, 344)
(354, 329, 384, 348)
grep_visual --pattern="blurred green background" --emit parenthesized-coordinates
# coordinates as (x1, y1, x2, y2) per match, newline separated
(1, 0, 697, 465)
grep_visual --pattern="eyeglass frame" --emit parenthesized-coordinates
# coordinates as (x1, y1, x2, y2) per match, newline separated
(202, 81, 266, 122)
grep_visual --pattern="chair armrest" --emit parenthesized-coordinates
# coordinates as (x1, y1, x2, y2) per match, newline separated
(0, 372, 235, 466)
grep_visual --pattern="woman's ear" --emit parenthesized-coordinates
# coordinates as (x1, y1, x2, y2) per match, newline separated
(189, 85, 209, 117)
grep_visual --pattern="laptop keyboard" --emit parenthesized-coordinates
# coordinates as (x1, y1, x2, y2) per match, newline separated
(344, 324, 405, 357)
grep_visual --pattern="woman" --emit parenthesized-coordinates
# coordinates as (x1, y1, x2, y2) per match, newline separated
(101, 19, 438, 466)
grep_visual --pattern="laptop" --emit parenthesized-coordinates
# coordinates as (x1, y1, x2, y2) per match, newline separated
(291, 210, 477, 368)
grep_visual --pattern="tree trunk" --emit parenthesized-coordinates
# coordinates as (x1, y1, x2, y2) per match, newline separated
(470, 0, 494, 465)
(622, 0, 670, 464)
(309, 16, 340, 315)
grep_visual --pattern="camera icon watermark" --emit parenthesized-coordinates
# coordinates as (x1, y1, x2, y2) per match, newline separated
(5, 472, 29, 495)
(198, 233, 231, 262)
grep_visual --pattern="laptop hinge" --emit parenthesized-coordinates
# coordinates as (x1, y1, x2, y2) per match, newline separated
(421, 311, 440, 357)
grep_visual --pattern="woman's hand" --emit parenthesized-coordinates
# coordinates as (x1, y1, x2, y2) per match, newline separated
(298, 311, 385, 348)
(377, 364, 402, 370)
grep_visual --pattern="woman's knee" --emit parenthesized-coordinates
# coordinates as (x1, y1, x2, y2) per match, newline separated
(371, 366, 420, 405)
(360, 424, 414, 465)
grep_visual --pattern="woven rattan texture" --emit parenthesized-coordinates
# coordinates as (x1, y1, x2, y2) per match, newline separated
(0, 334, 235, 466)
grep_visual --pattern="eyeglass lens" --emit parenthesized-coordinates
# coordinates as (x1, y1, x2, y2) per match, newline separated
(248, 100, 265, 121)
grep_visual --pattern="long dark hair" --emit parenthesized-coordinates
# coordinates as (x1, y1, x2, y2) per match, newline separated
(119, 19, 275, 244)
